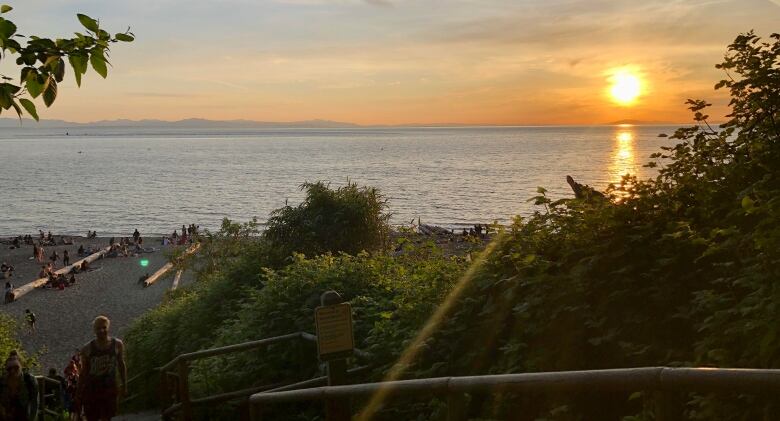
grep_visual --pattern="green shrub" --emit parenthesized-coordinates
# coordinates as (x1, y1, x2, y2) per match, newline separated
(263, 181, 391, 265)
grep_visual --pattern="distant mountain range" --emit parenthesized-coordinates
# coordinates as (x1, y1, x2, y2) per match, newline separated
(0, 117, 690, 128)
(605, 119, 679, 125)
(0, 118, 360, 129)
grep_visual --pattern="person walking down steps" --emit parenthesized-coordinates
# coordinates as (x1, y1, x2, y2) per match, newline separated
(76, 316, 127, 421)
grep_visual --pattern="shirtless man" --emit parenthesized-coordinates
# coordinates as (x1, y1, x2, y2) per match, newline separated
(77, 316, 127, 421)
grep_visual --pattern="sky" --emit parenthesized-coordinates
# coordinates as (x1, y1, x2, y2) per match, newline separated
(1, 0, 779, 125)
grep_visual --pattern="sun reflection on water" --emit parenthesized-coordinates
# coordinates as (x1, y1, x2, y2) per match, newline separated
(610, 128, 637, 185)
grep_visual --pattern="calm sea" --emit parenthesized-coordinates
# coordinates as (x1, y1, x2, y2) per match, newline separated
(0, 125, 679, 236)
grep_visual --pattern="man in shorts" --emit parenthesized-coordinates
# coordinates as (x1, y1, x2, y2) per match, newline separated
(76, 316, 127, 421)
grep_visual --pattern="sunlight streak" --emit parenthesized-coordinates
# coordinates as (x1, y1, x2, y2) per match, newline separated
(357, 234, 506, 420)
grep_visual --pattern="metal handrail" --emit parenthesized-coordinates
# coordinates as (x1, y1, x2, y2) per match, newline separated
(248, 367, 780, 419)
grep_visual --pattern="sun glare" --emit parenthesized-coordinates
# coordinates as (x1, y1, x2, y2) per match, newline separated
(609, 69, 642, 106)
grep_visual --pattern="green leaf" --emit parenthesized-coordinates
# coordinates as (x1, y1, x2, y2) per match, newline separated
(11, 100, 21, 119)
(90, 51, 108, 78)
(741, 196, 755, 211)
(76, 14, 99, 32)
(0, 17, 16, 38)
(0, 5, 12, 14)
(42, 77, 57, 107)
(68, 54, 87, 87)
(25, 73, 43, 98)
(54, 58, 66, 82)
(19, 98, 38, 121)
(0, 85, 11, 109)
(115, 33, 134, 42)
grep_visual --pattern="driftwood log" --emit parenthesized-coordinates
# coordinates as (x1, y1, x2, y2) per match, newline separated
(143, 242, 200, 288)
(9, 246, 111, 302)
(566, 175, 606, 200)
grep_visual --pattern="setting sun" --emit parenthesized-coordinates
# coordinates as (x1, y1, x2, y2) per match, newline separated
(609, 69, 642, 106)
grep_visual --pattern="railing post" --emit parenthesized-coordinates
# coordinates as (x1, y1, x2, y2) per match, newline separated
(654, 390, 681, 421)
(160, 369, 169, 414)
(249, 401, 263, 421)
(447, 391, 468, 421)
(37, 377, 45, 421)
(178, 360, 193, 421)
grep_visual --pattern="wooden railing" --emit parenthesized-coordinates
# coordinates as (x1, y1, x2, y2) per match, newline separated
(35, 375, 66, 420)
(155, 331, 370, 420)
(248, 366, 780, 421)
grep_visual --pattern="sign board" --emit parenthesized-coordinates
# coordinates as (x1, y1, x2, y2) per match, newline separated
(315, 303, 354, 361)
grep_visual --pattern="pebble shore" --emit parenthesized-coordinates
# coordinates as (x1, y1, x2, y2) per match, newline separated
(1, 235, 192, 373)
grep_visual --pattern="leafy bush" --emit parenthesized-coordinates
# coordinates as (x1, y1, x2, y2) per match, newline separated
(389, 32, 780, 420)
(263, 181, 391, 265)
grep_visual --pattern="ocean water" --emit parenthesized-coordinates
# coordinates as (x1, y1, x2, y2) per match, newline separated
(0, 125, 680, 236)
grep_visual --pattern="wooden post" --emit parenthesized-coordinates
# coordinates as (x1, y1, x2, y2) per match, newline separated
(249, 401, 263, 421)
(178, 360, 193, 421)
(160, 370, 169, 415)
(37, 377, 45, 421)
(654, 390, 681, 421)
(447, 392, 468, 421)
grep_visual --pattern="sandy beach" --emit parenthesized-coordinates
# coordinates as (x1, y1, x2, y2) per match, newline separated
(0, 235, 192, 373)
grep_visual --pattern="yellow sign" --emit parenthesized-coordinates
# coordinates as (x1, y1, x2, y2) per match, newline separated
(315, 303, 354, 360)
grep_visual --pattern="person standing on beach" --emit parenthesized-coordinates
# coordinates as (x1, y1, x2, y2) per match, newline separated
(77, 316, 127, 421)
(24, 310, 36, 333)
(63, 250, 70, 267)
(0, 354, 39, 421)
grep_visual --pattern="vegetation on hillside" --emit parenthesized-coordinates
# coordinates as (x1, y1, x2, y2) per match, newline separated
(125, 32, 779, 420)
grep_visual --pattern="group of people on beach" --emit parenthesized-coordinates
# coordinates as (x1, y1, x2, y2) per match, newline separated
(164, 223, 199, 246)
(0, 316, 127, 421)
(461, 223, 489, 238)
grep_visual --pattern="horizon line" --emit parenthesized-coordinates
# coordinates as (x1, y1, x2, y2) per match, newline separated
(0, 117, 703, 128)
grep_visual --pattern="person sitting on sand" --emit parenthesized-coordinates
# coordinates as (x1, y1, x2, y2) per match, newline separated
(78, 244, 85, 256)
(138, 273, 149, 285)
(0, 262, 12, 273)
(81, 260, 90, 271)
(69, 274, 76, 285)
(38, 266, 48, 279)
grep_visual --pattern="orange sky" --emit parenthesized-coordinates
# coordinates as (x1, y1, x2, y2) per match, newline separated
(3, 0, 780, 125)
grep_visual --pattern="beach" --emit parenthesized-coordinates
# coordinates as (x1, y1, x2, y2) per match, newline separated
(0, 235, 192, 372)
